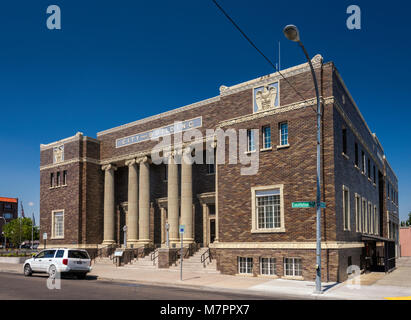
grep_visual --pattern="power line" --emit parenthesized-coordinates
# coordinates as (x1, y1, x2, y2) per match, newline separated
(211, 0, 317, 113)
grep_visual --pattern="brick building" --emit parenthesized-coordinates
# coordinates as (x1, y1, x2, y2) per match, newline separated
(39, 54, 399, 282)
(0, 197, 19, 245)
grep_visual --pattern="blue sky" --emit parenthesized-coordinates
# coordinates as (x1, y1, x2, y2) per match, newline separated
(0, 0, 410, 223)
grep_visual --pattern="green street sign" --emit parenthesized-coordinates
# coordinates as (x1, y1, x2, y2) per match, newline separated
(292, 202, 326, 209)
(292, 202, 315, 208)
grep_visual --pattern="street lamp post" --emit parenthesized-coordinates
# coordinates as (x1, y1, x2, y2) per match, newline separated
(283, 25, 322, 294)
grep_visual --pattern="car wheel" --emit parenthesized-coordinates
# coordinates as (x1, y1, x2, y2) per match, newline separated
(77, 273, 87, 280)
(24, 264, 32, 277)
(48, 265, 58, 279)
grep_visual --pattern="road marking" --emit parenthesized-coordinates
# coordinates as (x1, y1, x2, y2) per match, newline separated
(384, 296, 411, 300)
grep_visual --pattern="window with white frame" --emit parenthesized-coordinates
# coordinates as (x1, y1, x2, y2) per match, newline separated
(362, 198, 367, 233)
(284, 258, 302, 277)
(355, 194, 361, 232)
(251, 185, 284, 233)
(238, 257, 253, 274)
(374, 205, 378, 235)
(262, 126, 271, 149)
(368, 202, 373, 234)
(279, 122, 288, 146)
(247, 129, 256, 152)
(362, 151, 366, 174)
(52, 210, 64, 238)
(343, 186, 350, 230)
(260, 257, 276, 275)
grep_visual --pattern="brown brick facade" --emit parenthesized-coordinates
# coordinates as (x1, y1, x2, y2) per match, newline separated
(39, 56, 398, 282)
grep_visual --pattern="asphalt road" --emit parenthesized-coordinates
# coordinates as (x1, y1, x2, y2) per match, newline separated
(0, 272, 307, 300)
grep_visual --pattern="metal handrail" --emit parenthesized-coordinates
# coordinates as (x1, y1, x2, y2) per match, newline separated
(92, 243, 117, 263)
(200, 248, 212, 265)
(150, 249, 159, 265)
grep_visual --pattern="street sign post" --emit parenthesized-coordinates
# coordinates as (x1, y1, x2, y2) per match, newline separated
(179, 225, 185, 281)
(123, 225, 127, 248)
(43, 233, 47, 249)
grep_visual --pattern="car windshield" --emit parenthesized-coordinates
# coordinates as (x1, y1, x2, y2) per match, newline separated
(68, 250, 89, 259)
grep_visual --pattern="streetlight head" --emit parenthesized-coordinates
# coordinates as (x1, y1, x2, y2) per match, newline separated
(283, 25, 300, 42)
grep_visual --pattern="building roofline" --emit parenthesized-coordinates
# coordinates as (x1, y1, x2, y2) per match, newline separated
(40, 132, 100, 151)
(0, 197, 18, 203)
(96, 54, 324, 137)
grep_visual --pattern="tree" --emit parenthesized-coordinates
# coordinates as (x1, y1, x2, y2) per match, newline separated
(401, 212, 411, 227)
(3, 217, 39, 247)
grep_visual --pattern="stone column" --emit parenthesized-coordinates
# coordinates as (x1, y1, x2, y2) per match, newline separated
(102, 164, 117, 245)
(160, 207, 166, 245)
(126, 159, 139, 247)
(167, 152, 179, 246)
(138, 156, 151, 245)
(181, 150, 194, 243)
(202, 203, 208, 247)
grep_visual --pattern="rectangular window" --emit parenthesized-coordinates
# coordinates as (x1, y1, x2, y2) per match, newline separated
(164, 165, 168, 181)
(362, 151, 366, 174)
(256, 189, 281, 229)
(52, 210, 64, 238)
(63, 170, 67, 185)
(279, 122, 288, 146)
(262, 126, 271, 149)
(343, 186, 350, 230)
(57, 172, 61, 186)
(362, 199, 367, 233)
(207, 163, 215, 174)
(373, 166, 376, 184)
(260, 258, 276, 275)
(284, 258, 302, 277)
(3, 213, 13, 220)
(354, 143, 359, 166)
(367, 159, 371, 179)
(50, 173, 54, 187)
(355, 194, 361, 232)
(374, 206, 378, 235)
(247, 129, 255, 152)
(238, 257, 253, 274)
(342, 128, 347, 154)
(368, 203, 373, 234)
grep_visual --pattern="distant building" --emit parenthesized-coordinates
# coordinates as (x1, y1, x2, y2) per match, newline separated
(400, 227, 411, 257)
(0, 197, 19, 245)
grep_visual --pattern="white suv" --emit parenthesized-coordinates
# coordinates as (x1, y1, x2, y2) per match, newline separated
(23, 248, 92, 279)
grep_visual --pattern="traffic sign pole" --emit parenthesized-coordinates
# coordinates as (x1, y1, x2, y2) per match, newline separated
(179, 225, 185, 281)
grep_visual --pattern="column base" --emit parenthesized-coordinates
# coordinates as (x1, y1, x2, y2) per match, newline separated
(127, 240, 139, 248)
(101, 240, 115, 246)
(138, 239, 152, 246)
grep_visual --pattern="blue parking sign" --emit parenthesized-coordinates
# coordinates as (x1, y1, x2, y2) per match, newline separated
(179, 225, 185, 234)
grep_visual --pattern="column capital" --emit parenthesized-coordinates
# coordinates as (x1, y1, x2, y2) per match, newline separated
(102, 164, 117, 171)
(125, 158, 137, 167)
(136, 156, 151, 164)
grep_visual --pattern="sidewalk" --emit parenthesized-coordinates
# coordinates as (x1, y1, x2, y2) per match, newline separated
(1, 262, 410, 300)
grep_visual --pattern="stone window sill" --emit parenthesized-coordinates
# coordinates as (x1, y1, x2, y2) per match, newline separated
(206, 173, 215, 176)
(282, 275, 304, 280)
(260, 147, 272, 152)
(251, 228, 286, 234)
(235, 273, 254, 277)
(354, 165, 360, 171)
(258, 274, 279, 279)
(342, 152, 349, 160)
(244, 150, 257, 155)
(49, 184, 68, 190)
(50, 237, 64, 240)
(277, 144, 290, 150)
